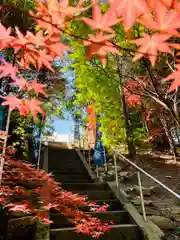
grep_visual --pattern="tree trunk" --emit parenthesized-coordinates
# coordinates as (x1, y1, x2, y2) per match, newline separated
(34, 222, 49, 240)
(121, 90, 137, 160)
(116, 57, 136, 161)
(160, 113, 177, 161)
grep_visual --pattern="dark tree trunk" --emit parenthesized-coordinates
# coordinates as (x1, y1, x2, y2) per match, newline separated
(121, 89, 137, 160)
(116, 58, 136, 161)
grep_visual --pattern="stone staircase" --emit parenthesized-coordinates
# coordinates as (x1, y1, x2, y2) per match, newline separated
(48, 146, 144, 240)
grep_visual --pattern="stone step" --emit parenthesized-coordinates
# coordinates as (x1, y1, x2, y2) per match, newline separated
(50, 210, 132, 228)
(48, 159, 84, 169)
(49, 169, 88, 175)
(49, 165, 86, 171)
(75, 190, 116, 200)
(53, 173, 92, 183)
(48, 163, 85, 170)
(54, 177, 91, 183)
(79, 199, 123, 212)
(50, 224, 142, 240)
(61, 183, 109, 191)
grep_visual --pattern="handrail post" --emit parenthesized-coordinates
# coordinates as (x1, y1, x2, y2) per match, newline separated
(114, 154, 119, 188)
(88, 148, 91, 167)
(137, 171, 147, 222)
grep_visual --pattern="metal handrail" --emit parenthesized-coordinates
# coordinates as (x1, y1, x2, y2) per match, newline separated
(113, 149, 180, 199)
(112, 148, 180, 222)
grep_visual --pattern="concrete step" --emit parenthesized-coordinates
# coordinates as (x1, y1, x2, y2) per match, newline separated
(50, 224, 142, 240)
(75, 190, 116, 200)
(61, 183, 109, 191)
(50, 210, 132, 228)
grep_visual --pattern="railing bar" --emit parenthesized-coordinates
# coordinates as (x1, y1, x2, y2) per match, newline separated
(114, 149, 180, 199)
(137, 171, 147, 221)
(114, 154, 119, 188)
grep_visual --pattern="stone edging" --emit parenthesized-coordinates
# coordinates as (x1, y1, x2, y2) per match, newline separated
(108, 182, 164, 240)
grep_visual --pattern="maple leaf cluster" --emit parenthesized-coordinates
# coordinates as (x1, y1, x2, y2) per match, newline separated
(124, 79, 145, 107)
(0, 0, 179, 116)
(0, 158, 111, 238)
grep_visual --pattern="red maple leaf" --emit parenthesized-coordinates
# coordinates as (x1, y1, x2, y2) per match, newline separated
(130, 33, 171, 66)
(84, 33, 118, 66)
(166, 64, 180, 92)
(2, 96, 22, 111)
(82, 4, 118, 33)
(140, 1, 180, 36)
(0, 62, 18, 80)
(112, 0, 149, 31)
(7, 201, 30, 214)
(36, 210, 53, 224)
(27, 80, 47, 97)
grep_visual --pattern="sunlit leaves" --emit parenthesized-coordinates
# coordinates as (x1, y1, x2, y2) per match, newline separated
(83, 33, 119, 66)
(27, 80, 47, 97)
(2, 96, 45, 121)
(166, 65, 180, 92)
(0, 0, 180, 120)
(0, 62, 18, 80)
(82, 4, 118, 33)
(0, 24, 14, 49)
(130, 34, 171, 66)
(112, 0, 149, 31)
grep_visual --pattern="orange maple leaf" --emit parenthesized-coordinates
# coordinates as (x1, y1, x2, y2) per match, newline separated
(18, 99, 30, 116)
(2, 96, 22, 111)
(84, 33, 118, 66)
(45, 35, 69, 58)
(166, 64, 180, 92)
(82, 4, 118, 33)
(58, 0, 86, 17)
(147, 0, 175, 9)
(27, 80, 47, 97)
(28, 98, 45, 121)
(112, 0, 149, 31)
(0, 23, 14, 49)
(0, 62, 18, 80)
(140, 1, 180, 36)
(130, 33, 171, 66)
(12, 77, 27, 89)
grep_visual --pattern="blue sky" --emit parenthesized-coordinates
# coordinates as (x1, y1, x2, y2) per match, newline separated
(53, 118, 73, 134)
(52, 56, 75, 134)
